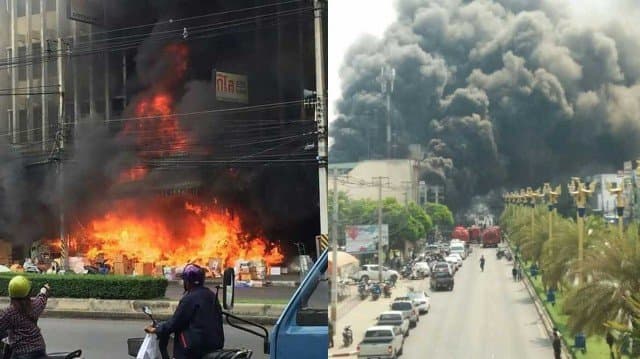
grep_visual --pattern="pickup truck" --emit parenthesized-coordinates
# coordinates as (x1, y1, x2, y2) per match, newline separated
(430, 270, 454, 291)
(352, 264, 400, 282)
(390, 300, 419, 328)
(357, 326, 404, 359)
(376, 311, 410, 337)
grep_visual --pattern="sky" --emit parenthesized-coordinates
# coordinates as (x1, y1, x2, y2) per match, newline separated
(328, 0, 396, 123)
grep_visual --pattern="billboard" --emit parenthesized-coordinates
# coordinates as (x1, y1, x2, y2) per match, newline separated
(345, 225, 389, 254)
(214, 70, 249, 104)
(68, 0, 104, 26)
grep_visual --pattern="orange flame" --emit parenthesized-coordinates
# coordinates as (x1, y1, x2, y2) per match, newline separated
(67, 198, 283, 270)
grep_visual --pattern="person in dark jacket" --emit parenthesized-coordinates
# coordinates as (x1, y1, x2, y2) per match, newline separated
(145, 264, 224, 359)
(552, 329, 562, 359)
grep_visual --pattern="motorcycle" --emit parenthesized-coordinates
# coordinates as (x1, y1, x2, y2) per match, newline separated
(358, 281, 369, 300)
(1, 341, 82, 359)
(342, 325, 353, 347)
(401, 265, 412, 279)
(504, 251, 513, 261)
(370, 282, 381, 301)
(383, 281, 392, 298)
(496, 248, 505, 259)
(128, 303, 255, 359)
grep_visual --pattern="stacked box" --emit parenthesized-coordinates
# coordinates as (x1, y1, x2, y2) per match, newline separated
(134, 262, 154, 276)
(239, 273, 252, 281)
(113, 262, 125, 275)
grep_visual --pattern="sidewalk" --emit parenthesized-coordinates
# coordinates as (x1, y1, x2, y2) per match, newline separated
(329, 279, 428, 358)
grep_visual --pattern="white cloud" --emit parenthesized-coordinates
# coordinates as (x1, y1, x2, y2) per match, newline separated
(329, 0, 396, 123)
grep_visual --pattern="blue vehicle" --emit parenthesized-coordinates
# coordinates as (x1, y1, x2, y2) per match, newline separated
(220, 249, 328, 358)
(370, 282, 381, 301)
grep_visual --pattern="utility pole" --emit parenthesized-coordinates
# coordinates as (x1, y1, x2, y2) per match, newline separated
(330, 167, 339, 327)
(401, 181, 412, 206)
(313, 0, 332, 328)
(56, 37, 68, 270)
(373, 177, 389, 282)
(377, 66, 395, 159)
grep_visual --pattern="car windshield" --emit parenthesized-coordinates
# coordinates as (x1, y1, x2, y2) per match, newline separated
(391, 302, 412, 311)
(379, 314, 402, 321)
(434, 272, 451, 278)
(407, 292, 426, 300)
(365, 330, 393, 338)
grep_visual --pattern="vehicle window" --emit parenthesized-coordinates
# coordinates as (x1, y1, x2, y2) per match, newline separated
(365, 330, 392, 338)
(369, 265, 378, 271)
(379, 314, 401, 321)
(296, 258, 327, 326)
(391, 302, 411, 311)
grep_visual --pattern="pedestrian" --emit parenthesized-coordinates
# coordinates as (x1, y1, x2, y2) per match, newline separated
(328, 321, 334, 348)
(512, 267, 517, 281)
(606, 331, 614, 358)
(480, 255, 485, 272)
(0, 276, 51, 359)
(552, 329, 562, 359)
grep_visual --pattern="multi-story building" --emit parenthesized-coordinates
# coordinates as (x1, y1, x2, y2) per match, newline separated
(586, 173, 623, 219)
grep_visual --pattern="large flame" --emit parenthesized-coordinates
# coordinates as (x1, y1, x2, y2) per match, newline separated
(67, 198, 283, 269)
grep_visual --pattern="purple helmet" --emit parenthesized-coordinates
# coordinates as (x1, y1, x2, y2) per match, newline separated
(183, 264, 205, 287)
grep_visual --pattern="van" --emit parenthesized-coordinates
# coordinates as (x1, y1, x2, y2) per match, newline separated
(449, 243, 466, 259)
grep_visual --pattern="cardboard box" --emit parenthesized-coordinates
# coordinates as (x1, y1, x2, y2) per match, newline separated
(113, 262, 125, 275)
(134, 262, 154, 276)
(239, 273, 252, 281)
(270, 267, 281, 276)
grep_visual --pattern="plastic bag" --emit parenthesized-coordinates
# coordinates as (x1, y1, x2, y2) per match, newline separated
(136, 333, 161, 359)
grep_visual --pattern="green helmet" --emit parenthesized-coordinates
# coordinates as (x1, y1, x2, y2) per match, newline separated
(8, 275, 31, 298)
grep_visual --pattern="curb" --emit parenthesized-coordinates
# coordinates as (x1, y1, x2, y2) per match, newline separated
(519, 266, 572, 359)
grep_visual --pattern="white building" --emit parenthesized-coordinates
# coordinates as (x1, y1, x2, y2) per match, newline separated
(587, 173, 623, 218)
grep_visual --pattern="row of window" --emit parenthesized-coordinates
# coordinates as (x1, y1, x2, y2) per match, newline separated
(7, 45, 57, 81)
(8, 0, 57, 16)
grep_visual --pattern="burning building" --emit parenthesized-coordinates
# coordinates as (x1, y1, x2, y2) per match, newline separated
(0, 0, 325, 273)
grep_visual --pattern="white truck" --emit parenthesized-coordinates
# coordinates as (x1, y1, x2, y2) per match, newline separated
(357, 326, 404, 359)
(353, 264, 400, 282)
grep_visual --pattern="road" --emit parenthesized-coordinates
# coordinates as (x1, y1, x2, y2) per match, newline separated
(165, 281, 296, 302)
(401, 247, 553, 358)
(40, 318, 270, 359)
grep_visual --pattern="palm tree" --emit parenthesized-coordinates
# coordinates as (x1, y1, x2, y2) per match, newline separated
(563, 224, 640, 336)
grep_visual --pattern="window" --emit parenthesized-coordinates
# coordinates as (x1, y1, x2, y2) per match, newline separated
(32, 43, 41, 79)
(17, 0, 25, 17)
(33, 106, 42, 140)
(45, 0, 55, 11)
(18, 109, 27, 143)
(31, 0, 39, 14)
(6, 48, 11, 76)
(17, 46, 26, 81)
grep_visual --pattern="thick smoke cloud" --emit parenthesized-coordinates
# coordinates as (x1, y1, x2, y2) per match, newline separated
(331, 0, 640, 215)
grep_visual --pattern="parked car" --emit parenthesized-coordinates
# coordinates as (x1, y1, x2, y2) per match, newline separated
(357, 325, 404, 359)
(406, 291, 431, 314)
(376, 311, 410, 337)
(449, 242, 467, 259)
(430, 271, 454, 291)
(431, 261, 454, 276)
(390, 300, 419, 328)
(353, 265, 400, 282)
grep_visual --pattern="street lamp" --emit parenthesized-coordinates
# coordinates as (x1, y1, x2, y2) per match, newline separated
(543, 183, 561, 243)
(567, 177, 595, 283)
(606, 181, 625, 239)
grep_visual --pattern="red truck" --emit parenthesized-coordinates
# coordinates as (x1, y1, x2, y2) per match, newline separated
(482, 226, 501, 248)
(451, 226, 469, 242)
(468, 226, 482, 244)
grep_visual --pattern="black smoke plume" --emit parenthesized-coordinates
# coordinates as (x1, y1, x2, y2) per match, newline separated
(331, 0, 640, 216)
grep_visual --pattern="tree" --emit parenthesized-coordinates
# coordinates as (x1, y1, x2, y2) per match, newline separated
(424, 202, 454, 228)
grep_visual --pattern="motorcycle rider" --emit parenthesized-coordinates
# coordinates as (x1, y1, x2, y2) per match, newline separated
(0, 276, 51, 359)
(145, 264, 224, 359)
(480, 255, 485, 272)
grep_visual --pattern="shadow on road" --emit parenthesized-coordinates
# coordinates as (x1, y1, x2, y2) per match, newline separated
(531, 336, 552, 348)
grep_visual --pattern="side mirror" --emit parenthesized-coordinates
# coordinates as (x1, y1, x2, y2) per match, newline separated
(142, 306, 152, 316)
(223, 268, 235, 310)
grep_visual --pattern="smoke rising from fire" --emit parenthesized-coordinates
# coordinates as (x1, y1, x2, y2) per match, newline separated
(0, 1, 319, 264)
(330, 0, 640, 214)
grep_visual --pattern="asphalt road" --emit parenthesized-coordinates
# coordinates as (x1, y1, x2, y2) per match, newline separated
(165, 281, 296, 301)
(40, 318, 271, 359)
(401, 247, 553, 358)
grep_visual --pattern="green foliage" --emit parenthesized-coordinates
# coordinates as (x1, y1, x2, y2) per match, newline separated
(424, 202, 454, 227)
(329, 191, 434, 250)
(0, 273, 167, 299)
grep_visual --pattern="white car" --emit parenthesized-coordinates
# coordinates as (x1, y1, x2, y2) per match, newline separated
(449, 253, 463, 265)
(449, 242, 467, 259)
(406, 291, 431, 314)
(357, 325, 405, 358)
(445, 255, 461, 270)
(412, 262, 431, 278)
(353, 264, 400, 282)
(376, 311, 410, 337)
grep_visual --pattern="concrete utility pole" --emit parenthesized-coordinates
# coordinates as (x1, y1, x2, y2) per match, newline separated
(313, 0, 332, 327)
(373, 177, 389, 282)
(56, 37, 68, 270)
(377, 66, 395, 159)
(330, 167, 339, 325)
